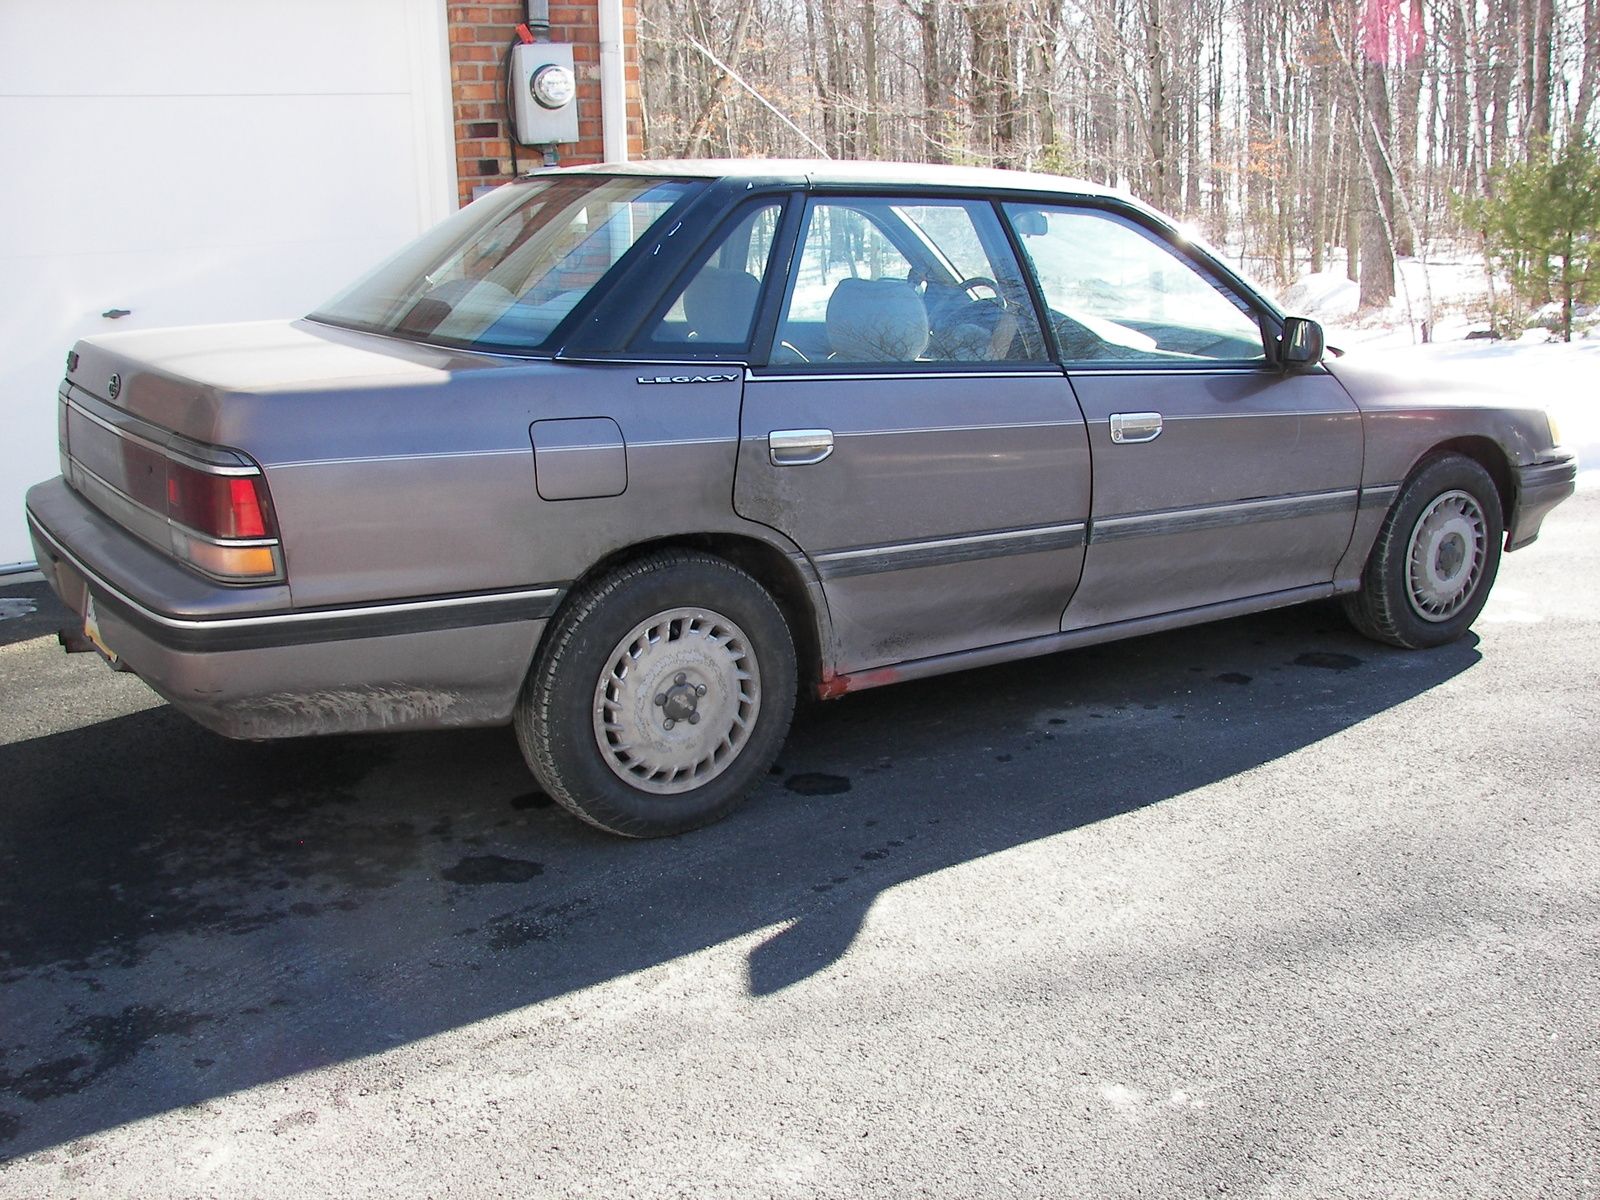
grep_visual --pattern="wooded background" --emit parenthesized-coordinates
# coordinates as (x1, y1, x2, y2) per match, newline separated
(635, 0, 1600, 312)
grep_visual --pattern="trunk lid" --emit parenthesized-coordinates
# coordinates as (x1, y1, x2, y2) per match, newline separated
(57, 319, 483, 583)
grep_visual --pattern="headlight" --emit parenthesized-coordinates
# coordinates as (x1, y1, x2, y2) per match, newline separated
(1547, 410, 1564, 446)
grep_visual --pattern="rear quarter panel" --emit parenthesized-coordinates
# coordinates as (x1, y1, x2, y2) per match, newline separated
(228, 360, 790, 611)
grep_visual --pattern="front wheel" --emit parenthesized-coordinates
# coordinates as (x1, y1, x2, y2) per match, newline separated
(514, 551, 797, 837)
(1342, 453, 1504, 649)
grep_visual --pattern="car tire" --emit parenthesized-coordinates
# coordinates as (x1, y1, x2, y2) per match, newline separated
(513, 550, 797, 837)
(1342, 453, 1504, 649)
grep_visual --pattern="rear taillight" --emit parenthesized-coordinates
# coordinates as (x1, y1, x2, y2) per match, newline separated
(166, 463, 274, 540)
(164, 460, 283, 583)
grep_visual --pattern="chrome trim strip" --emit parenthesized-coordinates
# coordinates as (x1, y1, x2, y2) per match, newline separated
(750, 370, 1063, 383)
(1068, 366, 1273, 377)
(1090, 409, 1357, 424)
(28, 513, 561, 636)
(70, 459, 279, 551)
(743, 420, 1075, 441)
(66, 397, 259, 477)
(1090, 488, 1359, 544)
(1358, 484, 1402, 509)
(273, 448, 529, 470)
(823, 582, 1340, 696)
(815, 521, 1087, 579)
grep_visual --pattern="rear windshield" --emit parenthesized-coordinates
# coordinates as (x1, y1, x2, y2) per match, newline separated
(310, 175, 701, 354)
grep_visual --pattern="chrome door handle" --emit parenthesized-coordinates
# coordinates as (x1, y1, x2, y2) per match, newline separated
(1109, 412, 1163, 444)
(769, 428, 834, 466)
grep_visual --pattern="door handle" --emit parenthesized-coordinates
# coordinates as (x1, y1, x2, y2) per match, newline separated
(1109, 412, 1163, 444)
(769, 428, 834, 466)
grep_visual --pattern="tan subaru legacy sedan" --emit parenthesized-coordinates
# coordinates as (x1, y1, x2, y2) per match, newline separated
(25, 161, 1577, 835)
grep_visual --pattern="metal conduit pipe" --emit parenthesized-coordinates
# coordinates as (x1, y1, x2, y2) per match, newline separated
(525, 0, 550, 39)
(597, 0, 628, 161)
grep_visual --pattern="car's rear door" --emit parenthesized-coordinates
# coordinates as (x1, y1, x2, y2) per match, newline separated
(1002, 202, 1363, 631)
(732, 194, 1091, 674)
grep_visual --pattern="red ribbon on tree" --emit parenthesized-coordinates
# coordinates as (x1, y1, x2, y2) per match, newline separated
(1360, 0, 1424, 65)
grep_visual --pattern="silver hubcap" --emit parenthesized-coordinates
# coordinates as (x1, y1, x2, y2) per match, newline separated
(1405, 489, 1487, 622)
(592, 606, 761, 795)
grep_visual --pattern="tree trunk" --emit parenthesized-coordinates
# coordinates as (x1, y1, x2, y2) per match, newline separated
(1356, 50, 1396, 310)
(1573, 0, 1600, 136)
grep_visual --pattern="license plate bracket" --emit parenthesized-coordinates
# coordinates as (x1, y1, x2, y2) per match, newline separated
(83, 593, 119, 666)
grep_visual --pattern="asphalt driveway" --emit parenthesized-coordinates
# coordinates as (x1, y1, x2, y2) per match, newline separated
(0, 491, 1595, 1198)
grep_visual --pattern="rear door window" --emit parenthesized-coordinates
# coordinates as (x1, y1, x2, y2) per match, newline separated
(769, 198, 1046, 367)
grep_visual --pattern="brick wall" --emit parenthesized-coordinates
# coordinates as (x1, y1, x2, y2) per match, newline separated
(447, 2, 643, 208)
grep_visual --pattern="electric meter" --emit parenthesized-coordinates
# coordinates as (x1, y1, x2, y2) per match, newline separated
(512, 43, 579, 145)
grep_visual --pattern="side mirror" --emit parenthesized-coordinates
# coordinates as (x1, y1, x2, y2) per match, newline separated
(1011, 209, 1048, 237)
(1279, 316, 1325, 370)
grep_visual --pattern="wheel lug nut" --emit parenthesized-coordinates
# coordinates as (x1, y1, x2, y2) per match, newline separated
(663, 718, 675, 731)
(688, 712, 700, 724)
(695, 684, 706, 696)
(654, 694, 666, 706)
(675, 672, 686, 685)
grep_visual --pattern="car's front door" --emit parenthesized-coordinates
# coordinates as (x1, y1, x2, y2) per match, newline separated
(733, 195, 1092, 673)
(1002, 202, 1364, 631)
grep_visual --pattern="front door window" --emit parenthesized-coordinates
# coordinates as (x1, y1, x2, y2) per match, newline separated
(1004, 204, 1266, 365)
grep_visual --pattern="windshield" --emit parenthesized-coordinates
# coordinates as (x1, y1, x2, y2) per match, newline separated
(310, 175, 702, 353)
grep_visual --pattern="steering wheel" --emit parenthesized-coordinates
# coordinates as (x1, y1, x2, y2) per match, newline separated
(955, 275, 1005, 305)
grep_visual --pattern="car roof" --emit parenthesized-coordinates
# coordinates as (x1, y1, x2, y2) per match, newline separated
(532, 157, 1127, 200)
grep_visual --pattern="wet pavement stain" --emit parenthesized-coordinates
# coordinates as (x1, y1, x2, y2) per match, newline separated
(0, 724, 399, 973)
(441, 855, 545, 885)
(0, 1004, 208, 1108)
(477, 898, 590, 951)
(784, 773, 852, 796)
(70, 1006, 210, 1081)
(0, 1056, 91, 1103)
(1294, 651, 1363, 671)
(1215, 672, 1253, 685)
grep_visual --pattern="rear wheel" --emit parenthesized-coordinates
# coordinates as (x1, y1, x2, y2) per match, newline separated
(1342, 453, 1504, 649)
(514, 551, 797, 837)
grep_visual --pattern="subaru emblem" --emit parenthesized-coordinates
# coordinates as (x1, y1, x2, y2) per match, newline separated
(108, 373, 121, 400)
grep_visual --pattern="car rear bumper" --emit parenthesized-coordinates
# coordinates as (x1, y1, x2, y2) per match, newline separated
(26, 477, 557, 738)
(1507, 451, 1578, 551)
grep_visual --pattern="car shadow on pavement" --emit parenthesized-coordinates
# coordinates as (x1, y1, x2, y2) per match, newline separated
(0, 599, 1480, 1160)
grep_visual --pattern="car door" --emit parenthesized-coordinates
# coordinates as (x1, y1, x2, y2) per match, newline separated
(732, 194, 1091, 673)
(1002, 202, 1364, 631)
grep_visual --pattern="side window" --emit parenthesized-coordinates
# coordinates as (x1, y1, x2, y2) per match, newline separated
(1004, 204, 1266, 365)
(771, 198, 1046, 367)
(639, 202, 782, 352)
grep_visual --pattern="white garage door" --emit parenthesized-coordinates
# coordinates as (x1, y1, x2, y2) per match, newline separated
(0, 0, 455, 567)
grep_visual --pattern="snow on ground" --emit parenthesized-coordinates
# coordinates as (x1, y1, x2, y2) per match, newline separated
(1331, 338, 1598, 486)
(1270, 254, 1597, 486)
(1276, 254, 1524, 349)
